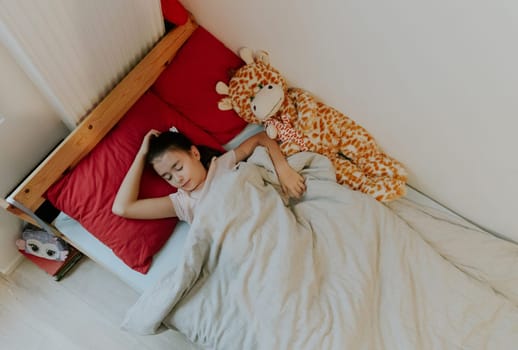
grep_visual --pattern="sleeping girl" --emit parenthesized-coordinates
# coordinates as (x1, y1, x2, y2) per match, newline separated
(112, 128, 305, 224)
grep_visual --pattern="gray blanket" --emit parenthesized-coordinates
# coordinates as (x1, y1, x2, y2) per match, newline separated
(122, 148, 518, 349)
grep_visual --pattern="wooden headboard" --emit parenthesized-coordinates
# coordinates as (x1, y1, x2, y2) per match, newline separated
(1, 17, 198, 226)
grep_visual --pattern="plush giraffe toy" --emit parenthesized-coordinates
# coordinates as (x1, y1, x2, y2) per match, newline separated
(216, 48, 408, 202)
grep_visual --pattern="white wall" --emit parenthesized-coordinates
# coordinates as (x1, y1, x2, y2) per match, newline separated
(0, 0, 164, 128)
(182, 0, 518, 241)
(0, 42, 68, 273)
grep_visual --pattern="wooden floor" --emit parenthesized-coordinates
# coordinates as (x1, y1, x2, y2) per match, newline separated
(0, 257, 198, 350)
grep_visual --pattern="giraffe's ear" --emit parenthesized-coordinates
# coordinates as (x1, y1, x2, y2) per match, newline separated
(218, 97, 233, 111)
(215, 81, 229, 95)
(238, 47, 254, 64)
(255, 50, 270, 65)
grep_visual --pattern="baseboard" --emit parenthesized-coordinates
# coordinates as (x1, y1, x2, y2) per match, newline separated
(1, 253, 24, 276)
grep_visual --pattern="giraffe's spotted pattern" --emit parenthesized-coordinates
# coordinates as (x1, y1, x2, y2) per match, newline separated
(221, 51, 408, 202)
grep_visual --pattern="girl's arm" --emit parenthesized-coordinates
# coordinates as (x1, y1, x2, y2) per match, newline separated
(234, 131, 306, 198)
(112, 130, 177, 219)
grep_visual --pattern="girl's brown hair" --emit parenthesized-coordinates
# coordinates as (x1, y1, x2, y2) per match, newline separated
(146, 131, 222, 169)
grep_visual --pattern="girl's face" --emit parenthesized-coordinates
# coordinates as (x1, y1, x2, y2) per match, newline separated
(151, 146, 207, 192)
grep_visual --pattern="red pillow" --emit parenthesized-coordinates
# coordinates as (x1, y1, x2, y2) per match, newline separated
(152, 26, 248, 145)
(46, 92, 223, 273)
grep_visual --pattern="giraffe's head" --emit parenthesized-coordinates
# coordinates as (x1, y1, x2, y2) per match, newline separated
(216, 48, 288, 124)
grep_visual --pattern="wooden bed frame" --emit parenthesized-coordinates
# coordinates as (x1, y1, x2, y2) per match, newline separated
(1, 17, 198, 239)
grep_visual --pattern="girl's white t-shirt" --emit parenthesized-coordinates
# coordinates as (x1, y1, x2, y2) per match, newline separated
(169, 150, 236, 224)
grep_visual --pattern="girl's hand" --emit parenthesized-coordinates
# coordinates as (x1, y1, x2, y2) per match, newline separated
(277, 164, 306, 199)
(138, 129, 160, 156)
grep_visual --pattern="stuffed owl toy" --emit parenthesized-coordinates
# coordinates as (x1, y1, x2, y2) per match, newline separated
(16, 226, 69, 261)
(216, 48, 408, 202)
